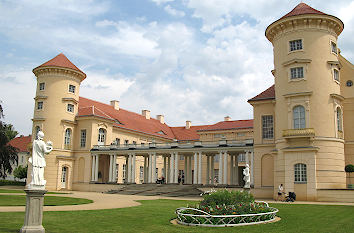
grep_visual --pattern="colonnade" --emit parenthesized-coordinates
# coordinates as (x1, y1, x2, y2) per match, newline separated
(91, 149, 254, 186)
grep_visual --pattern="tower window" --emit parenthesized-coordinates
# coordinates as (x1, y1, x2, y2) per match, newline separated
(346, 80, 353, 87)
(37, 101, 43, 110)
(294, 163, 307, 183)
(69, 85, 76, 94)
(67, 104, 74, 113)
(39, 82, 45, 91)
(293, 105, 306, 129)
(289, 39, 302, 51)
(64, 128, 72, 148)
(337, 107, 342, 132)
(333, 69, 340, 82)
(80, 129, 86, 148)
(331, 41, 337, 54)
(262, 115, 274, 139)
(290, 67, 304, 79)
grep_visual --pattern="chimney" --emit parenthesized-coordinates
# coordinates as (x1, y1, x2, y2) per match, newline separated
(224, 116, 231, 121)
(157, 115, 164, 124)
(142, 110, 150, 119)
(110, 100, 120, 110)
(186, 120, 191, 129)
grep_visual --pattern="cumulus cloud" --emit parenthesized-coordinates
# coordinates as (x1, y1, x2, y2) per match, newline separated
(164, 5, 185, 17)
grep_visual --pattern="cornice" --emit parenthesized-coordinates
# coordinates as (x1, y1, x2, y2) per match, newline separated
(33, 66, 85, 82)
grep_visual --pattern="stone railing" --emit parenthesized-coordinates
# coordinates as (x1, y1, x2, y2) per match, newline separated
(282, 128, 315, 138)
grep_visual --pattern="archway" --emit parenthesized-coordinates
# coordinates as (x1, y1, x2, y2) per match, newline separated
(261, 154, 274, 187)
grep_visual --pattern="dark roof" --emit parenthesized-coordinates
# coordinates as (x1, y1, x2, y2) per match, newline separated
(248, 85, 275, 102)
(8, 135, 31, 152)
(198, 120, 253, 132)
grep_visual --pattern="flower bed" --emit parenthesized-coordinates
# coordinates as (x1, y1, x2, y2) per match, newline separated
(175, 190, 279, 227)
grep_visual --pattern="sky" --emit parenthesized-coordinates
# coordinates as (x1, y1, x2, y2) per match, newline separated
(0, 0, 353, 135)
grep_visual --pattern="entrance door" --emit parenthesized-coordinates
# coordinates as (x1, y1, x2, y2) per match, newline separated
(61, 167, 68, 189)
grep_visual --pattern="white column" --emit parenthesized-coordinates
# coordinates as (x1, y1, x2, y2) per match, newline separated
(163, 156, 167, 182)
(144, 156, 148, 183)
(235, 154, 239, 186)
(174, 152, 179, 183)
(95, 155, 99, 181)
(184, 155, 187, 184)
(230, 155, 234, 185)
(167, 156, 170, 183)
(193, 152, 198, 184)
(211, 155, 215, 184)
(127, 154, 132, 183)
(251, 151, 254, 186)
(218, 151, 223, 184)
(152, 152, 157, 183)
(206, 156, 210, 184)
(91, 155, 96, 181)
(169, 153, 174, 183)
(109, 154, 113, 182)
(113, 154, 117, 182)
(198, 152, 202, 184)
(223, 151, 228, 185)
(188, 156, 192, 184)
(131, 153, 136, 183)
(148, 153, 152, 183)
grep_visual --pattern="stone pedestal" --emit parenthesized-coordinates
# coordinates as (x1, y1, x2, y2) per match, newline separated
(20, 189, 47, 233)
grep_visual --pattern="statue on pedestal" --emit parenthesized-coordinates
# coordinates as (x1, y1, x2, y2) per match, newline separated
(28, 131, 53, 190)
(243, 164, 250, 189)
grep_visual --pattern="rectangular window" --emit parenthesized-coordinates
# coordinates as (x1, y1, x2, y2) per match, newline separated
(37, 101, 43, 110)
(331, 41, 337, 54)
(214, 155, 219, 162)
(122, 164, 126, 180)
(238, 153, 246, 162)
(69, 85, 76, 94)
(333, 69, 340, 82)
(67, 104, 74, 113)
(156, 168, 158, 178)
(289, 39, 302, 51)
(214, 134, 224, 138)
(115, 164, 119, 181)
(140, 166, 144, 180)
(262, 115, 274, 139)
(39, 82, 45, 91)
(214, 169, 219, 183)
(80, 130, 86, 148)
(294, 164, 307, 183)
(290, 67, 304, 79)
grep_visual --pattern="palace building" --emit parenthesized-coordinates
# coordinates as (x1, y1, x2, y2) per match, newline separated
(26, 3, 354, 201)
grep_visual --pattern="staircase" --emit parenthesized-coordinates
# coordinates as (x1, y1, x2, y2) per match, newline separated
(106, 184, 203, 197)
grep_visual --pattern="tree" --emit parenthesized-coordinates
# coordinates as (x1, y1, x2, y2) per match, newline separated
(13, 165, 28, 181)
(0, 101, 18, 179)
(345, 164, 354, 186)
(3, 124, 18, 141)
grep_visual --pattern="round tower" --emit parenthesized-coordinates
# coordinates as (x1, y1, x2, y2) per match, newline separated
(31, 53, 86, 190)
(266, 3, 346, 200)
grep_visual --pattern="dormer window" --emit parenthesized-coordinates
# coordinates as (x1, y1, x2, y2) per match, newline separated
(69, 85, 76, 94)
(331, 41, 337, 54)
(333, 69, 340, 82)
(289, 39, 302, 51)
(290, 67, 304, 79)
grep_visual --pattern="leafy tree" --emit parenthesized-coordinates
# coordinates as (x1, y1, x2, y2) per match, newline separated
(345, 164, 354, 186)
(0, 101, 18, 179)
(13, 165, 28, 181)
(3, 124, 18, 141)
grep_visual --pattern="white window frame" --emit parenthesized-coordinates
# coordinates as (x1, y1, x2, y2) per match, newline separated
(98, 128, 106, 145)
(37, 101, 43, 110)
(122, 164, 126, 180)
(294, 163, 307, 183)
(289, 39, 303, 52)
(333, 68, 340, 83)
(262, 115, 274, 139)
(290, 67, 304, 80)
(140, 166, 144, 181)
(64, 128, 72, 147)
(336, 107, 343, 132)
(331, 40, 338, 55)
(67, 104, 74, 113)
(80, 129, 86, 148)
(68, 84, 76, 94)
(293, 105, 306, 129)
(39, 82, 45, 91)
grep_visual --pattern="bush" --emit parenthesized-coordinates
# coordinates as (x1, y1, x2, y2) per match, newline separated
(13, 165, 28, 180)
(200, 189, 254, 208)
(0, 180, 26, 186)
(345, 164, 354, 173)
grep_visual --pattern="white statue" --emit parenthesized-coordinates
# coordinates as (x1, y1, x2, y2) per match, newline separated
(243, 164, 250, 189)
(28, 131, 53, 189)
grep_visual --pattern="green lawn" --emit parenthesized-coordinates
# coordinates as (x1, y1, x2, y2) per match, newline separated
(0, 195, 92, 206)
(0, 189, 70, 194)
(0, 199, 353, 233)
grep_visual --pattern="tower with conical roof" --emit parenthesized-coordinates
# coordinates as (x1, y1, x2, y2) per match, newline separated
(31, 53, 86, 190)
(265, 3, 346, 200)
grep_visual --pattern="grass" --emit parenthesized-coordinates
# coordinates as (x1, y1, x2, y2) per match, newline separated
(0, 189, 70, 194)
(0, 199, 353, 232)
(0, 195, 92, 206)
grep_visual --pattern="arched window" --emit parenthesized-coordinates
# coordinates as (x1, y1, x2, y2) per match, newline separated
(98, 128, 106, 145)
(294, 163, 307, 183)
(293, 105, 306, 129)
(337, 107, 342, 131)
(35, 126, 41, 139)
(64, 128, 72, 147)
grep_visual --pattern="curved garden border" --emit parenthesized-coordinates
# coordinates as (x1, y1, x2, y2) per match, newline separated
(176, 201, 279, 227)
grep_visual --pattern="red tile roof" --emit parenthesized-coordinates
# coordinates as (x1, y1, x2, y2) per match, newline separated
(280, 3, 326, 20)
(170, 125, 210, 141)
(34, 53, 86, 78)
(248, 85, 275, 102)
(198, 120, 253, 132)
(8, 135, 31, 152)
(77, 97, 176, 140)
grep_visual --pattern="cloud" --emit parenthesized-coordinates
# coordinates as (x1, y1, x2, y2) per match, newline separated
(164, 5, 185, 17)
(151, 0, 175, 5)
